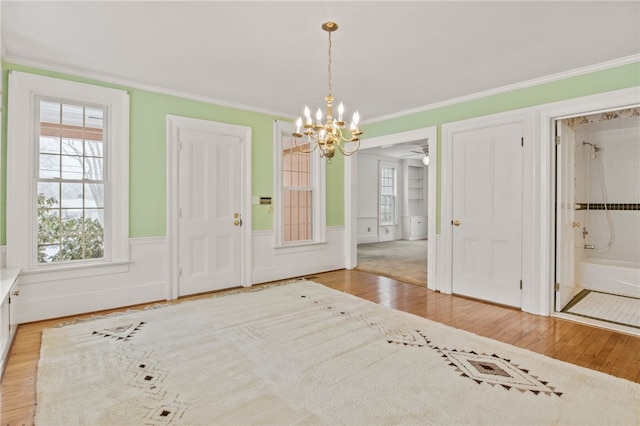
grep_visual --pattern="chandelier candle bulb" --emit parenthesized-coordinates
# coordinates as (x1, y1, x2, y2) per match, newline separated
(295, 117, 302, 136)
(304, 106, 312, 126)
(338, 102, 344, 122)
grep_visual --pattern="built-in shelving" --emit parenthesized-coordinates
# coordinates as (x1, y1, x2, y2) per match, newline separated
(407, 165, 424, 216)
(402, 162, 427, 240)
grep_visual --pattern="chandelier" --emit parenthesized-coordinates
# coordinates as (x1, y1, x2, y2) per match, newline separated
(292, 22, 363, 160)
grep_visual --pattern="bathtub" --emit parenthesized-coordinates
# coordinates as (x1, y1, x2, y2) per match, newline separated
(576, 257, 640, 298)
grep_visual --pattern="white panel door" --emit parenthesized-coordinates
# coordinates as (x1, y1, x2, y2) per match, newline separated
(451, 123, 523, 307)
(555, 121, 577, 311)
(178, 128, 242, 296)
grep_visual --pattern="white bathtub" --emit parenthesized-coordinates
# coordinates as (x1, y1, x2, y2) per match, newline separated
(576, 258, 640, 298)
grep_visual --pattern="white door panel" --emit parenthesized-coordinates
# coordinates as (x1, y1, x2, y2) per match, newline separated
(555, 121, 577, 311)
(452, 123, 523, 307)
(178, 129, 242, 296)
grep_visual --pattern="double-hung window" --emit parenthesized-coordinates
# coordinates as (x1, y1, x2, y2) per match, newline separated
(273, 120, 326, 248)
(379, 164, 397, 226)
(7, 72, 129, 276)
(37, 101, 106, 263)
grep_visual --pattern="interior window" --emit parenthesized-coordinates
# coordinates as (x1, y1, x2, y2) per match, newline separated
(380, 166, 396, 225)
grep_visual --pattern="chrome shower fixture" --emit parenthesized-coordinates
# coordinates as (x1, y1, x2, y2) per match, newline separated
(583, 141, 601, 158)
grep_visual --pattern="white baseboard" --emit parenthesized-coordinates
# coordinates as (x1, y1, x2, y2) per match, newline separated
(357, 235, 379, 244)
(252, 256, 346, 284)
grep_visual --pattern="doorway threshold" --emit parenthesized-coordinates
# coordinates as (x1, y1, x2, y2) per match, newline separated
(553, 312, 640, 337)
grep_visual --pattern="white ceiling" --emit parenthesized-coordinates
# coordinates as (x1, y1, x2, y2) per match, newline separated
(2, 1, 639, 129)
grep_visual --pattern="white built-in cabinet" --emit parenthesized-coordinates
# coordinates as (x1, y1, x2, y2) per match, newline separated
(0, 5, 17, 379)
(402, 162, 427, 240)
(402, 216, 427, 240)
(1, 268, 20, 378)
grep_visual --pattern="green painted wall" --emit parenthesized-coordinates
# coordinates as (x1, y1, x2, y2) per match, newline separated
(2, 62, 638, 243)
(361, 62, 640, 233)
(0, 63, 346, 243)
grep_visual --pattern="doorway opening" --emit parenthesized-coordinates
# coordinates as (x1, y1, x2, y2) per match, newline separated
(346, 126, 437, 290)
(355, 141, 429, 286)
(554, 106, 640, 333)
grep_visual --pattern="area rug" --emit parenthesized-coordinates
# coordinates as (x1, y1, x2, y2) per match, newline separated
(565, 290, 640, 328)
(36, 280, 639, 425)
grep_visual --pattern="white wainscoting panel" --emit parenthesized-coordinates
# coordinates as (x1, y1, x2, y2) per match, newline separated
(12, 228, 347, 323)
(252, 226, 346, 284)
(13, 237, 168, 323)
(357, 216, 379, 244)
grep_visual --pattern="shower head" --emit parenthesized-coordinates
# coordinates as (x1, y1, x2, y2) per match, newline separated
(582, 141, 601, 157)
(583, 141, 600, 150)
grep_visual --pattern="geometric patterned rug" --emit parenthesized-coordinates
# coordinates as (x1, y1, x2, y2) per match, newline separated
(36, 280, 639, 425)
(387, 330, 563, 396)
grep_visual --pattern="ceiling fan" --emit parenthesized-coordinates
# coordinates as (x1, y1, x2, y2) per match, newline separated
(401, 142, 430, 165)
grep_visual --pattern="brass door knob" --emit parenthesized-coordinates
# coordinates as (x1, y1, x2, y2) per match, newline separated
(452, 220, 461, 226)
(12, 289, 20, 296)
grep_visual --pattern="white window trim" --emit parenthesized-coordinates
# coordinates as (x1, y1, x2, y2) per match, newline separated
(379, 161, 398, 226)
(6, 71, 130, 279)
(273, 120, 326, 250)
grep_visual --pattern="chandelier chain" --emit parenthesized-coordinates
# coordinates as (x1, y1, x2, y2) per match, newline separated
(327, 31, 332, 97)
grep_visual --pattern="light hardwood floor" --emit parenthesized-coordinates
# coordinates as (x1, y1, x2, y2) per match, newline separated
(2, 269, 639, 425)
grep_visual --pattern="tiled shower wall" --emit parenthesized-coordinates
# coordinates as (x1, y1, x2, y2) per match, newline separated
(574, 113, 640, 263)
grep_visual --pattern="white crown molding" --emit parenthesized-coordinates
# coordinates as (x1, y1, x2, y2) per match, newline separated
(365, 54, 640, 125)
(4, 54, 638, 125)
(3, 54, 296, 120)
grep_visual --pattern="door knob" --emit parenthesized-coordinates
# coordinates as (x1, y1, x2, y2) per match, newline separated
(452, 220, 460, 226)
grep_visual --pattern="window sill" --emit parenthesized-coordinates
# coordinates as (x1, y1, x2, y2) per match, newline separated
(273, 241, 328, 255)
(17, 260, 131, 284)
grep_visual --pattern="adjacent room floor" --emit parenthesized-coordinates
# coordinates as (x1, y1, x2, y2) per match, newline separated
(562, 290, 640, 330)
(356, 239, 427, 286)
